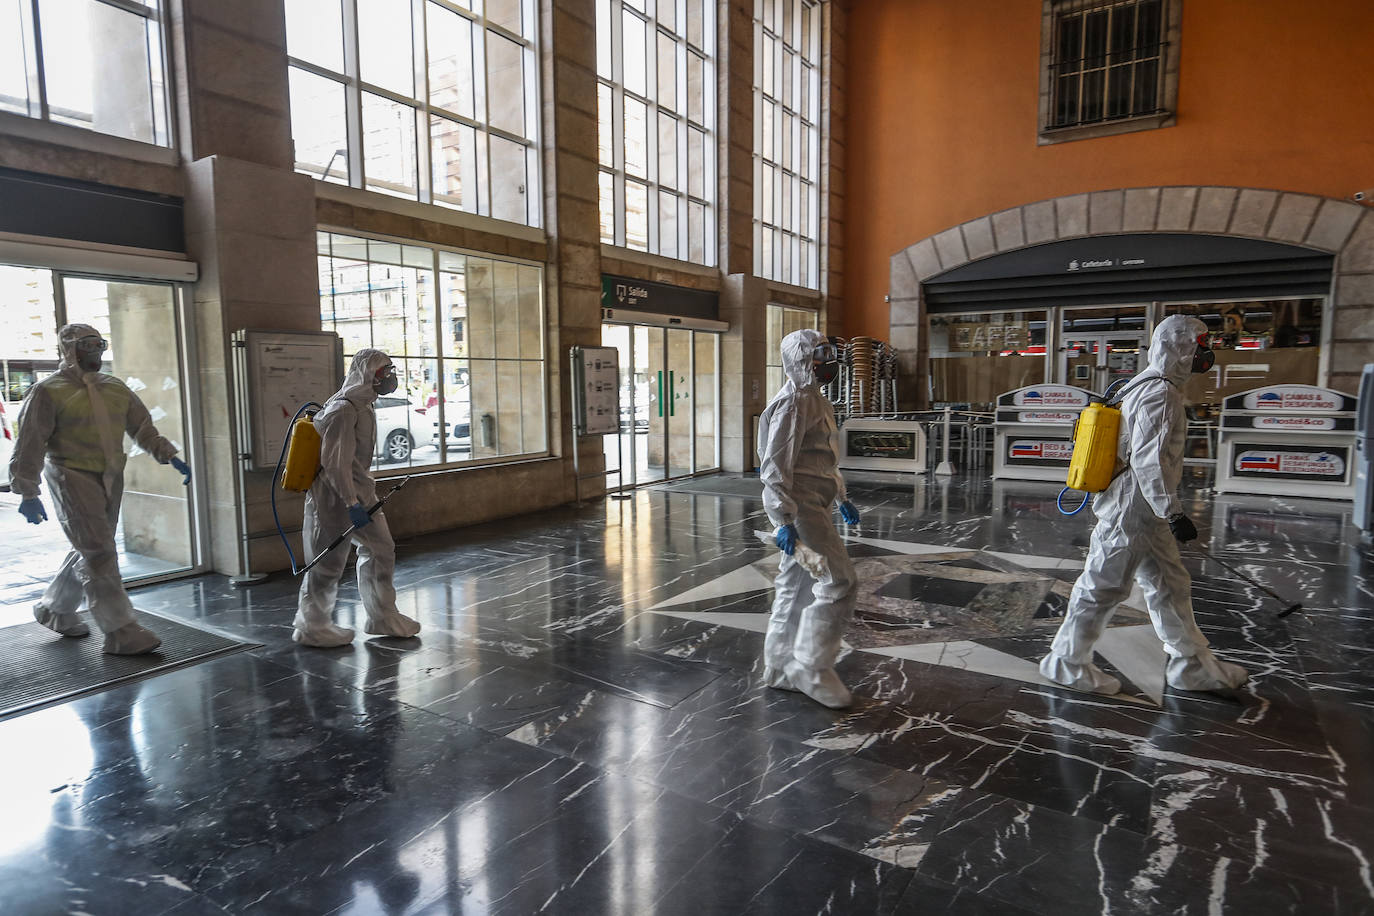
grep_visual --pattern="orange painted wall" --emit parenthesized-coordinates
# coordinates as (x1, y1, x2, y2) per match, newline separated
(842, 0, 1374, 339)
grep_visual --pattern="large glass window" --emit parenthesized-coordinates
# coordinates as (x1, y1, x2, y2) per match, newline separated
(929, 310, 1048, 409)
(287, 0, 541, 227)
(754, 0, 820, 289)
(597, 0, 716, 265)
(2, 0, 171, 146)
(1166, 299, 1325, 407)
(315, 232, 547, 472)
(764, 303, 817, 397)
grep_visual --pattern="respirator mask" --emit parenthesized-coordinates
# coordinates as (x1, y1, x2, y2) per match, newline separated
(373, 363, 399, 396)
(1191, 334, 1215, 374)
(74, 335, 108, 373)
(812, 342, 839, 386)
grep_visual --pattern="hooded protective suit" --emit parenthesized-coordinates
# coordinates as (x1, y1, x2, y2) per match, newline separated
(294, 348, 421, 647)
(1040, 315, 1248, 694)
(757, 328, 858, 708)
(8, 323, 178, 654)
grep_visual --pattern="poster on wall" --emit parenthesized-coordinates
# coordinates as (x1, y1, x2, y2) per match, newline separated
(1231, 444, 1349, 481)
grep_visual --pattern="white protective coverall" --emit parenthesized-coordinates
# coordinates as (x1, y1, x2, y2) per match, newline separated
(294, 349, 421, 647)
(757, 328, 858, 708)
(8, 323, 177, 654)
(1040, 315, 1248, 694)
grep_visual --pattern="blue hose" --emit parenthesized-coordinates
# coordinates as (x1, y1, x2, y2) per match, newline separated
(1057, 486, 1090, 515)
(271, 401, 324, 575)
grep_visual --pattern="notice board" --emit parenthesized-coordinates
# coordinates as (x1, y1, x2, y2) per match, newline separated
(236, 330, 344, 469)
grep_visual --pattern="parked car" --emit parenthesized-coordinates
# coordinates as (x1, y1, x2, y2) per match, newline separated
(430, 392, 473, 452)
(0, 400, 12, 491)
(374, 396, 430, 463)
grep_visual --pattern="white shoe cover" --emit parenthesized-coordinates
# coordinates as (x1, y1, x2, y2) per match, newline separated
(783, 660, 852, 708)
(1039, 653, 1122, 695)
(1166, 651, 1248, 692)
(103, 621, 161, 655)
(34, 605, 90, 638)
(293, 623, 356, 648)
(763, 664, 798, 691)
(365, 613, 421, 638)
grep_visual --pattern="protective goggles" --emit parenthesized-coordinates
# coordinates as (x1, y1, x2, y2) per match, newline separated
(812, 342, 838, 363)
(74, 336, 109, 354)
(374, 364, 397, 382)
(1191, 333, 1215, 373)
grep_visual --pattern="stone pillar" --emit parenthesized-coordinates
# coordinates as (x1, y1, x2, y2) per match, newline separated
(542, 0, 606, 497)
(716, 0, 758, 472)
(172, 0, 320, 574)
(819, 0, 847, 329)
(720, 273, 768, 471)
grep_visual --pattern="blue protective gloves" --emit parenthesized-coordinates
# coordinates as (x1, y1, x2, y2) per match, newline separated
(775, 523, 797, 556)
(349, 502, 373, 529)
(170, 457, 192, 485)
(19, 497, 48, 525)
(839, 500, 861, 526)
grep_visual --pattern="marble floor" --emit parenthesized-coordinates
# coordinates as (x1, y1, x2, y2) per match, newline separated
(1, 470, 1371, 915)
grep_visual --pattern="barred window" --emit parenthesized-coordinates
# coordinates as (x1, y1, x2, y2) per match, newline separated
(1048, 0, 1165, 130)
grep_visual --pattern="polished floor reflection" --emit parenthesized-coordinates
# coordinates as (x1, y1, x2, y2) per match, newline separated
(1, 471, 1372, 914)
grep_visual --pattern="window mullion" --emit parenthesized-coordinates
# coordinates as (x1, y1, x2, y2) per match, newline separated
(414, 0, 432, 204)
(343, 0, 365, 187)
(27, 0, 49, 121)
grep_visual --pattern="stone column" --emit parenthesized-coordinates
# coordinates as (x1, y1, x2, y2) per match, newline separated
(819, 0, 847, 329)
(171, 0, 321, 574)
(542, 0, 606, 497)
(720, 273, 768, 471)
(716, 0, 759, 472)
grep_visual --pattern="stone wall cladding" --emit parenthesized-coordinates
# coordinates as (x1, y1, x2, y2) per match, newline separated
(889, 187, 1374, 404)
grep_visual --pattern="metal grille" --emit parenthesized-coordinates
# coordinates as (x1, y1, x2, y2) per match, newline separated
(1048, 0, 1167, 130)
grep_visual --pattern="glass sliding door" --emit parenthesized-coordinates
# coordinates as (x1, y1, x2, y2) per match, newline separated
(61, 276, 198, 579)
(665, 328, 694, 479)
(600, 322, 720, 489)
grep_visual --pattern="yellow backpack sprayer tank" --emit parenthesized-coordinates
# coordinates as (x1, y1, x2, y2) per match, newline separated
(280, 411, 322, 492)
(1065, 400, 1121, 493)
(1057, 379, 1132, 515)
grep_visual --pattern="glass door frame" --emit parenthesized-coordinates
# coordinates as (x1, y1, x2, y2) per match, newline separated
(50, 270, 209, 585)
(601, 321, 721, 490)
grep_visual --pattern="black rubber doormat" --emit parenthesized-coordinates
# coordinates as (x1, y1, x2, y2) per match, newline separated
(651, 475, 764, 499)
(0, 611, 259, 721)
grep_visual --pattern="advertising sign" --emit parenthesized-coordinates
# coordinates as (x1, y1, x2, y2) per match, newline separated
(1006, 438, 1074, 466)
(1016, 410, 1080, 424)
(846, 429, 917, 460)
(1232, 445, 1348, 481)
(1252, 415, 1338, 431)
(1000, 385, 1091, 409)
(1239, 385, 1348, 412)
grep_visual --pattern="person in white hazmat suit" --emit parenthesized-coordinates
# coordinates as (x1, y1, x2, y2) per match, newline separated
(758, 329, 863, 708)
(294, 348, 421, 647)
(1040, 314, 1248, 694)
(9, 323, 192, 655)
